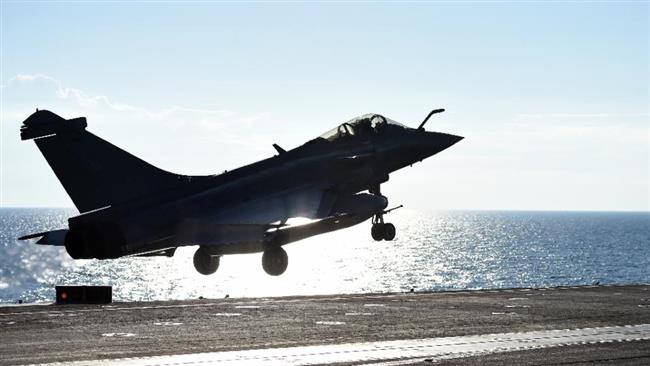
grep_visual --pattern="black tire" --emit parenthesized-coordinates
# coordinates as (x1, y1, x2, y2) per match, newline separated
(193, 247, 220, 275)
(371, 224, 384, 241)
(262, 247, 288, 276)
(383, 223, 396, 241)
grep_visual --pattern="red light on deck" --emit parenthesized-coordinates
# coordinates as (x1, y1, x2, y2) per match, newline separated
(55, 286, 112, 304)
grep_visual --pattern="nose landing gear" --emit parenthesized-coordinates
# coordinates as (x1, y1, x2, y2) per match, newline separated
(369, 183, 402, 241)
(371, 215, 397, 241)
(371, 205, 402, 242)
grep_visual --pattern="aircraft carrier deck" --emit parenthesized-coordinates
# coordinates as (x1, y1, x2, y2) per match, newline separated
(1, 284, 649, 365)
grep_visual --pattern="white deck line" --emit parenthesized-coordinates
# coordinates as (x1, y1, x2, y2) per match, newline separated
(27, 324, 650, 366)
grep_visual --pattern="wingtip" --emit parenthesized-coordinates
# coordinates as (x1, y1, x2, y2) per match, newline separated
(18, 232, 45, 241)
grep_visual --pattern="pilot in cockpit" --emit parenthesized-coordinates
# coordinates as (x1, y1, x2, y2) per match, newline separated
(354, 117, 373, 136)
(317, 114, 394, 143)
(371, 115, 387, 133)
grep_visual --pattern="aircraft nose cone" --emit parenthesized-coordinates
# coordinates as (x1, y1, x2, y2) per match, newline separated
(415, 131, 463, 160)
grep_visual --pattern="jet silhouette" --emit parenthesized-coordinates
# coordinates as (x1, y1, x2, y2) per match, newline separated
(19, 109, 462, 276)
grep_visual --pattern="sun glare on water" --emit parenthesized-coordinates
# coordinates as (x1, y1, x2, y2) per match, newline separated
(2, 209, 648, 303)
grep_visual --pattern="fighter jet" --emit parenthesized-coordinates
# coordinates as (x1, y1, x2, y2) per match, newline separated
(19, 109, 462, 276)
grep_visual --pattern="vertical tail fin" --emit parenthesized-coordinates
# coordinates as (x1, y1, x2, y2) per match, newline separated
(21, 110, 195, 213)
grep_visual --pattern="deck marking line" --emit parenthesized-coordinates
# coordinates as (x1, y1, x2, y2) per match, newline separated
(22, 324, 650, 366)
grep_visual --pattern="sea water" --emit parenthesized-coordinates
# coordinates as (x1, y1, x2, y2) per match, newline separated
(1, 208, 648, 303)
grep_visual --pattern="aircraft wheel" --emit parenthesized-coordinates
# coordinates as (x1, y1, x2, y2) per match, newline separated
(262, 247, 288, 276)
(193, 247, 220, 275)
(382, 223, 396, 241)
(371, 224, 384, 241)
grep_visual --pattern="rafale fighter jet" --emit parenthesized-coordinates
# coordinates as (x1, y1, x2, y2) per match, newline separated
(19, 109, 462, 276)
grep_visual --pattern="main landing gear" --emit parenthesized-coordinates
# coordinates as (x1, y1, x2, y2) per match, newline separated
(193, 246, 220, 275)
(262, 246, 288, 276)
(193, 246, 289, 276)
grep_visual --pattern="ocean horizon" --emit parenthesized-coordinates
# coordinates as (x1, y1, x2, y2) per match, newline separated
(1, 208, 648, 304)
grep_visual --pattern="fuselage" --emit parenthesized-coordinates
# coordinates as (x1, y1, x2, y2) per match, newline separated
(20, 110, 462, 269)
(70, 122, 460, 254)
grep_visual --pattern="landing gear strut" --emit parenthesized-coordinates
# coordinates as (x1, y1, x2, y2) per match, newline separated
(370, 184, 400, 242)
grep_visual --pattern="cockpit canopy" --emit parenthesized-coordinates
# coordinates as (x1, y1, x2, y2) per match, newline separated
(319, 114, 406, 142)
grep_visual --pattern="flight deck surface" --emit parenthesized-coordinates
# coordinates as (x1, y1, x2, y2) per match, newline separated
(1, 285, 649, 365)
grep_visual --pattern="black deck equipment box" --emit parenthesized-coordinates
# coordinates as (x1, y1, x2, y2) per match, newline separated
(55, 285, 112, 304)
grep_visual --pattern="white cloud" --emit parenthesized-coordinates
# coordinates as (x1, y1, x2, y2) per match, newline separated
(2, 74, 647, 210)
(2, 72, 276, 147)
(1, 73, 288, 207)
(4, 73, 237, 120)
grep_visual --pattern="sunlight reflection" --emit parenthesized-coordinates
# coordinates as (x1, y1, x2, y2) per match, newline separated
(3, 209, 648, 303)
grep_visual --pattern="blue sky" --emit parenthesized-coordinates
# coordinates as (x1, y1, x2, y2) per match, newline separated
(1, 2, 648, 211)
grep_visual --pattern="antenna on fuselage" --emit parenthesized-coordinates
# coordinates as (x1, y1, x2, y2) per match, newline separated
(417, 108, 445, 130)
(272, 143, 286, 155)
